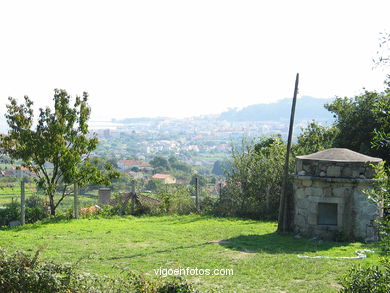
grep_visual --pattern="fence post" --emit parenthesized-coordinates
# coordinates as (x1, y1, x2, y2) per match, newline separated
(74, 182, 79, 219)
(20, 179, 25, 225)
(195, 176, 199, 212)
(131, 180, 136, 214)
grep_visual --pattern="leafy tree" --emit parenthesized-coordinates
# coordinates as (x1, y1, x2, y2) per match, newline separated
(190, 174, 207, 187)
(211, 160, 231, 176)
(220, 136, 290, 219)
(325, 89, 390, 163)
(0, 89, 119, 215)
(150, 156, 170, 173)
(295, 121, 338, 155)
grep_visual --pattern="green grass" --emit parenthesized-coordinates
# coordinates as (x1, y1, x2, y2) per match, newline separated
(0, 215, 380, 292)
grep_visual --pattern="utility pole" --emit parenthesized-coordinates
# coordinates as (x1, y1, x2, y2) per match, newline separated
(277, 73, 299, 233)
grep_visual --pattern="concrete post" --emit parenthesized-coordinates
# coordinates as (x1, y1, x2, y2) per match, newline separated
(74, 182, 79, 219)
(20, 179, 25, 225)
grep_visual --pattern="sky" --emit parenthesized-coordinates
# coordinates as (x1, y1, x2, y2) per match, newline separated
(0, 0, 389, 121)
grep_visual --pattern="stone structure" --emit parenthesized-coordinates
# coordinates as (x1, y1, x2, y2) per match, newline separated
(292, 148, 382, 241)
(98, 188, 112, 205)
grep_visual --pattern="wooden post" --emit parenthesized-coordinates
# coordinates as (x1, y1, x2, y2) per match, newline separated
(131, 180, 136, 214)
(74, 182, 79, 219)
(278, 73, 299, 233)
(20, 179, 25, 225)
(219, 182, 223, 198)
(195, 177, 199, 212)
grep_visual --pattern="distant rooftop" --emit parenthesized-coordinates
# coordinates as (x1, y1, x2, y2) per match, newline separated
(296, 148, 382, 163)
(152, 174, 172, 179)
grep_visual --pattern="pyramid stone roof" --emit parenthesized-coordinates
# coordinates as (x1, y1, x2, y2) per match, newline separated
(296, 148, 382, 163)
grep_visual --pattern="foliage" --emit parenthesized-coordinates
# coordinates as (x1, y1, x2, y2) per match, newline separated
(0, 195, 48, 226)
(0, 89, 119, 215)
(218, 136, 290, 220)
(190, 174, 207, 188)
(25, 195, 48, 223)
(363, 162, 390, 255)
(0, 248, 198, 293)
(339, 261, 390, 293)
(0, 202, 19, 226)
(156, 185, 195, 215)
(211, 160, 231, 176)
(145, 179, 165, 191)
(324, 88, 390, 163)
(372, 79, 390, 150)
(295, 120, 338, 155)
(150, 156, 171, 173)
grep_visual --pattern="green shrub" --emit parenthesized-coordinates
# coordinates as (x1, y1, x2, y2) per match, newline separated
(0, 202, 20, 226)
(25, 195, 49, 223)
(339, 261, 390, 293)
(0, 248, 199, 293)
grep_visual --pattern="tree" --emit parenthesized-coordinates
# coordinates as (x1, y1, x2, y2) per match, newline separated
(220, 135, 290, 220)
(0, 89, 119, 215)
(212, 160, 231, 176)
(150, 156, 171, 173)
(325, 89, 390, 163)
(295, 121, 338, 155)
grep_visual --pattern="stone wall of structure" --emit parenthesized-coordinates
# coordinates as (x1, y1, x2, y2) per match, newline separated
(293, 175, 379, 241)
(296, 159, 378, 179)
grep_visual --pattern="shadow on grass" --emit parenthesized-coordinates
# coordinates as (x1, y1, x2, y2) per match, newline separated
(218, 233, 348, 254)
(108, 242, 210, 260)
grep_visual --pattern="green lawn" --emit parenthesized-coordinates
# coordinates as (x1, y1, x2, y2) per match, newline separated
(0, 215, 379, 292)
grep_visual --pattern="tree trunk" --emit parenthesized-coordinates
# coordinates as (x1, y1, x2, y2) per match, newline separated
(49, 193, 56, 216)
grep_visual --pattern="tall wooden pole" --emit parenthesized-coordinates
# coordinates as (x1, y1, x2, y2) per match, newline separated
(277, 73, 299, 233)
(20, 179, 25, 225)
(74, 182, 79, 219)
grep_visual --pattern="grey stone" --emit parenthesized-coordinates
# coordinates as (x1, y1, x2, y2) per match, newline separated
(302, 179, 312, 187)
(9, 220, 21, 227)
(327, 166, 341, 177)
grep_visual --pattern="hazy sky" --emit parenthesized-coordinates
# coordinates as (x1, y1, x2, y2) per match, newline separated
(0, 0, 389, 120)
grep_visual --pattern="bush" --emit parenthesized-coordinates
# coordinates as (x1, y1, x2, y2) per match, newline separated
(0, 248, 199, 293)
(0, 202, 20, 226)
(25, 195, 49, 223)
(339, 261, 390, 293)
(156, 186, 195, 215)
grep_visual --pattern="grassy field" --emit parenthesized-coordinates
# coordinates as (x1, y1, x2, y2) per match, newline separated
(0, 215, 380, 292)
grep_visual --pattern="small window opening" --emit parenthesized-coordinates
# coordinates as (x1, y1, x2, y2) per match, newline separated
(318, 203, 337, 226)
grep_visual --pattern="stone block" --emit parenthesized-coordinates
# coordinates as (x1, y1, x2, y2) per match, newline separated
(333, 187, 346, 198)
(305, 187, 323, 197)
(327, 166, 341, 177)
(295, 214, 306, 227)
(9, 220, 21, 227)
(302, 179, 312, 187)
(341, 167, 352, 178)
(308, 213, 317, 225)
(295, 188, 305, 199)
(296, 199, 309, 210)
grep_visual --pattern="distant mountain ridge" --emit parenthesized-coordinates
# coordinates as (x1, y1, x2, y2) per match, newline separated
(218, 96, 334, 122)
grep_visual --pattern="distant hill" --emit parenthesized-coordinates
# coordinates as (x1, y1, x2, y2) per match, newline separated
(218, 96, 335, 122)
